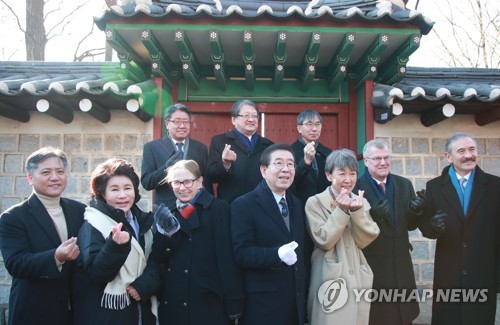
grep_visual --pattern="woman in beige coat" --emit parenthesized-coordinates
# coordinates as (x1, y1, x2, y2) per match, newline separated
(305, 149, 380, 325)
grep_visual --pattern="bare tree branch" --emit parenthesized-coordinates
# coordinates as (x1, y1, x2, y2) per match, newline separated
(0, 0, 26, 33)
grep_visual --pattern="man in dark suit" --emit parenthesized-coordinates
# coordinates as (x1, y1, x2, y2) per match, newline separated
(419, 132, 500, 325)
(231, 143, 306, 325)
(354, 139, 424, 325)
(290, 109, 332, 205)
(0, 147, 85, 325)
(208, 99, 273, 203)
(141, 103, 209, 208)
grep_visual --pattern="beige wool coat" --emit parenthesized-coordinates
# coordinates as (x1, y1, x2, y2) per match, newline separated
(305, 187, 380, 325)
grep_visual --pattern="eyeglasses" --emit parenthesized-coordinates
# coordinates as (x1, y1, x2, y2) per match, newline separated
(236, 114, 259, 120)
(168, 120, 191, 126)
(169, 178, 199, 189)
(271, 161, 296, 170)
(301, 122, 322, 129)
(366, 156, 391, 163)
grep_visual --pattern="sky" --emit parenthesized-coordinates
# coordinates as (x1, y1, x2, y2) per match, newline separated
(0, 0, 498, 67)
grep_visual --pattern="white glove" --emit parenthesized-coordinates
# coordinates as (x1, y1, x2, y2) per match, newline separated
(278, 241, 298, 266)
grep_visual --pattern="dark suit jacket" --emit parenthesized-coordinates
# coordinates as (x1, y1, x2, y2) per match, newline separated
(355, 172, 420, 325)
(419, 166, 500, 325)
(290, 139, 332, 205)
(231, 181, 306, 325)
(141, 135, 208, 208)
(0, 194, 85, 325)
(208, 130, 273, 202)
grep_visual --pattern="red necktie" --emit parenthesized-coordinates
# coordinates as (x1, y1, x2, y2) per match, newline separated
(379, 182, 386, 194)
(180, 204, 195, 219)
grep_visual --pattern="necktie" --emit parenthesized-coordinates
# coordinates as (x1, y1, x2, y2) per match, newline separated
(459, 177, 467, 194)
(176, 142, 184, 155)
(279, 198, 290, 231)
(378, 182, 386, 194)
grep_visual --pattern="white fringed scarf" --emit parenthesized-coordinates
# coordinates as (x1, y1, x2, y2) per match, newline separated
(84, 207, 156, 314)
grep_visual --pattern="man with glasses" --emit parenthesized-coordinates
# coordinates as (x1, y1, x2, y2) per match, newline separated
(231, 143, 306, 325)
(354, 139, 426, 325)
(290, 109, 332, 205)
(208, 99, 273, 202)
(141, 103, 209, 208)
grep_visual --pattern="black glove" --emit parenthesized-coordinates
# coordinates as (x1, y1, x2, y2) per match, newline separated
(165, 150, 183, 168)
(430, 210, 446, 236)
(153, 203, 180, 236)
(409, 189, 426, 215)
(370, 199, 391, 224)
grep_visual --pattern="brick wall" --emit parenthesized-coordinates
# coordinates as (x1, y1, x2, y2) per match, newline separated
(0, 111, 499, 304)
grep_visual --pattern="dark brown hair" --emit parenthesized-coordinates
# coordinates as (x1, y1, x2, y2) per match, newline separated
(90, 158, 141, 203)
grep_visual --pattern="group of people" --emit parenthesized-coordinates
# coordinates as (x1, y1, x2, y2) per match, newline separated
(0, 98, 498, 325)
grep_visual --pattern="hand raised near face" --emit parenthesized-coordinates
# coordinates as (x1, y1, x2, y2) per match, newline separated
(303, 141, 316, 165)
(111, 222, 130, 245)
(335, 188, 353, 213)
(349, 190, 365, 212)
(222, 144, 237, 167)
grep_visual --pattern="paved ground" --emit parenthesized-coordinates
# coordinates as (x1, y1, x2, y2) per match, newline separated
(414, 295, 500, 325)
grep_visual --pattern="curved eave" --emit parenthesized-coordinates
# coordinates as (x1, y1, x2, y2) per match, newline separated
(94, 7, 433, 35)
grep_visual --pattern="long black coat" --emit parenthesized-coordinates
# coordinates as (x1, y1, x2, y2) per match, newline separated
(151, 189, 244, 325)
(231, 180, 307, 325)
(73, 200, 159, 325)
(355, 172, 420, 325)
(141, 136, 209, 207)
(419, 166, 500, 325)
(208, 130, 273, 203)
(0, 194, 85, 325)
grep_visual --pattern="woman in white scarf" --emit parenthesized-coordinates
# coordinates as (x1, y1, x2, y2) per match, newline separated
(73, 158, 159, 325)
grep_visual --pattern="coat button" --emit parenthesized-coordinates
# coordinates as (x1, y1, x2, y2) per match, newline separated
(462, 243, 467, 248)
(183, 302, 188, 307)
(163, 301, 168, 305)
(166, 248, 171, 252)
(462, 270, 467, 276)
(184, 269, 189, 274)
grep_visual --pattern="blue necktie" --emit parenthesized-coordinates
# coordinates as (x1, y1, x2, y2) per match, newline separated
(459, 177, 467, 194)
(279, 198, 290, 231)
(176, 142, 184, 155)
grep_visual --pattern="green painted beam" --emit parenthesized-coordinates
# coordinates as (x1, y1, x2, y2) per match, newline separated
(273, 64, 285, 90)
(151, 60, 174, 89)
(305, 32, 321, 64)
(243, 30, 255, 62)
(181, 63, 200, 90)
(301, 64, 315, 91)
(107, 24, 420, 36)
(275, 31, 287, 62)
(209, 30, 227, 90)
(174, 29, 201, 90)
(141, 29, 175, 67)
(117, 56, 148, 82)
(177, 78, 342, 102)
(105, 29, 145, 70)
(376, 34, 421, 84)
(327, 32, 355, 77)
(327, 65, 348, 92)
(245, 64, 255, 91)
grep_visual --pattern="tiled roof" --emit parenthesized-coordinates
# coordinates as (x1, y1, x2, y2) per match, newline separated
(0, 61, 152, 123)
(372, 67, 500, 125)
(95, 0, 434, 35)
(0, 62, 498, 125)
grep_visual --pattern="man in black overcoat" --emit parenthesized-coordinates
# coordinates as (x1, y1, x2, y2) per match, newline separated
(419, 132, 500, 325)
(231, 143, 307, 325)
(208, 99, 273, 203)
(354, 139, 424, 325)
(0, 147, 85, 325)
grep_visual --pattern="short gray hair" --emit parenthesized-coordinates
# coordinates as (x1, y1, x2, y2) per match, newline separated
(445, 132, 477, 154)
(230, 99, 260, 117)
(325, 149, 359, 174)
(297, 110, 322, 125)
(25, 147, 68, 173)
(362, 139, 391, 158)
